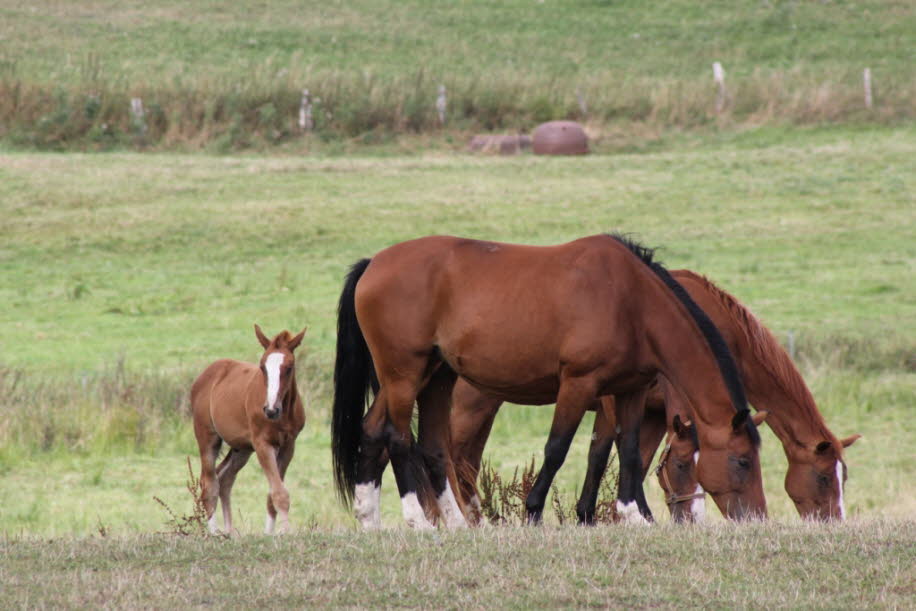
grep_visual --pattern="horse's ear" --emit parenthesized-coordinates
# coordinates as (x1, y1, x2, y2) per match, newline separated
(254, 324, 270, 349)
(731, 409, 751, 431)
(840, 434, 861, 448)
(814, 440, 833, 455)
(288, 326, 308, 351)
(672, 414, 691, 438)
(751, 410, 768, 426)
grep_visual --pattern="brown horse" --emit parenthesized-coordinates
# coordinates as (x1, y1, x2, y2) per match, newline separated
(331, 234, 765, 529)
(191, 325, 307, 535)
(449, 269, 860, 522)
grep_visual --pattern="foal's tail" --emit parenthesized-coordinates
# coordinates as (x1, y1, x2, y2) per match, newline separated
(332, 258, 375, 508)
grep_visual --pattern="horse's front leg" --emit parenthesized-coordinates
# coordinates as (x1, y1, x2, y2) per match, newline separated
(576, 398, 616, 524)
(254, 441, 291, 534)
(614, 388, 653, 524)
(525, 375, 596, 524)
(265, 443, 296, 534)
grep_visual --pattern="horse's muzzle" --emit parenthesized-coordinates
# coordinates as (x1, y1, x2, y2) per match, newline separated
(263, 406, 281, 420)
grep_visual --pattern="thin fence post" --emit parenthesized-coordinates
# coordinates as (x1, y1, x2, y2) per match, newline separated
(576, 88, 588, 118)
(713, 61, 727, 114)
(129, 97, 146, 134)
(863, 68, 873, 109)
(436, 84, 447, 125)
(299, 89, 313, 132)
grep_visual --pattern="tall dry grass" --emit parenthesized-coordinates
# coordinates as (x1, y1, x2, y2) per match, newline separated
(2, 65, 913, 151)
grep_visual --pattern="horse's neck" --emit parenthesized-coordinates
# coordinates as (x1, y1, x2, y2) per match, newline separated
(644, 293, 741, 432)
(744, 367, 833, 455)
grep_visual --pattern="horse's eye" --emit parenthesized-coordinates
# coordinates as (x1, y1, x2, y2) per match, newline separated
(816, 474, 831, 488)
(675, 461, 690, 471)
(737, 457, 751, 470)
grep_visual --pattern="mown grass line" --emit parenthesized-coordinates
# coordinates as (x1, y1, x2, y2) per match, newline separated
(2, 522, 913, 608)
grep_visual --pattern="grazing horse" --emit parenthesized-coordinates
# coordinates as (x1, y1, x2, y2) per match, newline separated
(449, 269, 860, 522)
(331, 234, 765, 529)
(191, 325, 307, 535)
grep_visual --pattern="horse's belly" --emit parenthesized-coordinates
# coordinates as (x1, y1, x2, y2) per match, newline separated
(439, 344, 560, 405)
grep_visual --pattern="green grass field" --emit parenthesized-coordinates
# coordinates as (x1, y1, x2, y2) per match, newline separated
(2, 1, 914, 147)
(1, 126, 913, 540)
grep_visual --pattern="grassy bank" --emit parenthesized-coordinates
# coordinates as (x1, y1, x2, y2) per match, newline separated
(2, 522, 914, 608)
(1, 1, 914, 149)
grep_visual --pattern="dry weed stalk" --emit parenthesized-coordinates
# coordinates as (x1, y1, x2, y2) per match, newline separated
(153, 456, 221, 537)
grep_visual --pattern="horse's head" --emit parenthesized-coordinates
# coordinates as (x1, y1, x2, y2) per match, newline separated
(695, 409, 769, 521)
(656, 415, 705, 523)
(255, 324, 307, 421)
(785, 434, 860, 521)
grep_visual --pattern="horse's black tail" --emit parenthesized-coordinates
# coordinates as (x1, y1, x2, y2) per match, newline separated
(332, 258, 374, 508)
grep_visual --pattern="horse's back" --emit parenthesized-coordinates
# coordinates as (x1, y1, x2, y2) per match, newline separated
(191, 359, 256, 417)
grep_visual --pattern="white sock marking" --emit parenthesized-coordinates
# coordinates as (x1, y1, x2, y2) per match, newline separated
(436, 482, 468, 529)
(616, 500, 649, 525)
(264, 352, 284, 411)
(401, 492, 435, 530)
(208, 513, 219, 534)
(265, 513, 276, 535)
(354, 482, 381, 530)
(836, 460, 846, 520)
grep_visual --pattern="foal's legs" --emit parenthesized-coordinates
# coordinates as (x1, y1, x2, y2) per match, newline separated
(417, 366, 467, 528)
(217, 448, 252, 535)
(525, 375, 597, 524)
(576, 398, 616, 524)
(265, 443, 295, 534)
(254, 442, 291, 534)
(194, 425, 222, 533)
(615, 389, 653, 523)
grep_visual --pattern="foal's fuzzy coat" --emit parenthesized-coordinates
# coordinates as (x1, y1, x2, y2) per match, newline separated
(191, 325, 306, 535)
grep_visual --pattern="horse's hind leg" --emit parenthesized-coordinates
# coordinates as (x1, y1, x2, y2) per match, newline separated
(217, 449, 252, 536)
(353, 390, 392, 530)
(417, 366, 467, 528)
(385, 376, 436, 530)
(449, 383, 503, 524)
(576, 398, 616, 525)
(265, 443, 295, 534)
(194, 422, 222, 533)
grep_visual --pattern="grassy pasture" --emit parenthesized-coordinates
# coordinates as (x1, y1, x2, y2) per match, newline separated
(1, 1, 915, 148)
(1, 125, 914, 536)
(0, 126, 914, 605)
(3, 522, 914, 608)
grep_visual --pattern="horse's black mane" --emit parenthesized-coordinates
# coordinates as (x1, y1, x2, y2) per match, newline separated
(607, 233, 760, 445)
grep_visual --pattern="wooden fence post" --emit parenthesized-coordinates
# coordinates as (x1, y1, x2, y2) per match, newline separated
(130, 97, 147, 133)
(436, 84, 447, 125)
(863, 68, 873, 109)
(299, 89, 313, 132)
(713, 62, 727, 113)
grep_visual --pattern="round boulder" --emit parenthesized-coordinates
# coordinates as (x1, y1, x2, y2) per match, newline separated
(532, 121, 588, 155)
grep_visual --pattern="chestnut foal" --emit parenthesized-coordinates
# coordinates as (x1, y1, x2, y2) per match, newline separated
(191, 325, 306, 535)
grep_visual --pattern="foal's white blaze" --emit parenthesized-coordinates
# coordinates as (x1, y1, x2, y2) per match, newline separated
(835, 460, 846, 520)
(354, 482, 381, 530)
(264, 352, 285, 410)
(616, 500, 649, 525)
(401, 492, 435, 530)
(690, 451, 706, 522)
(436, 481, 468, 529)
